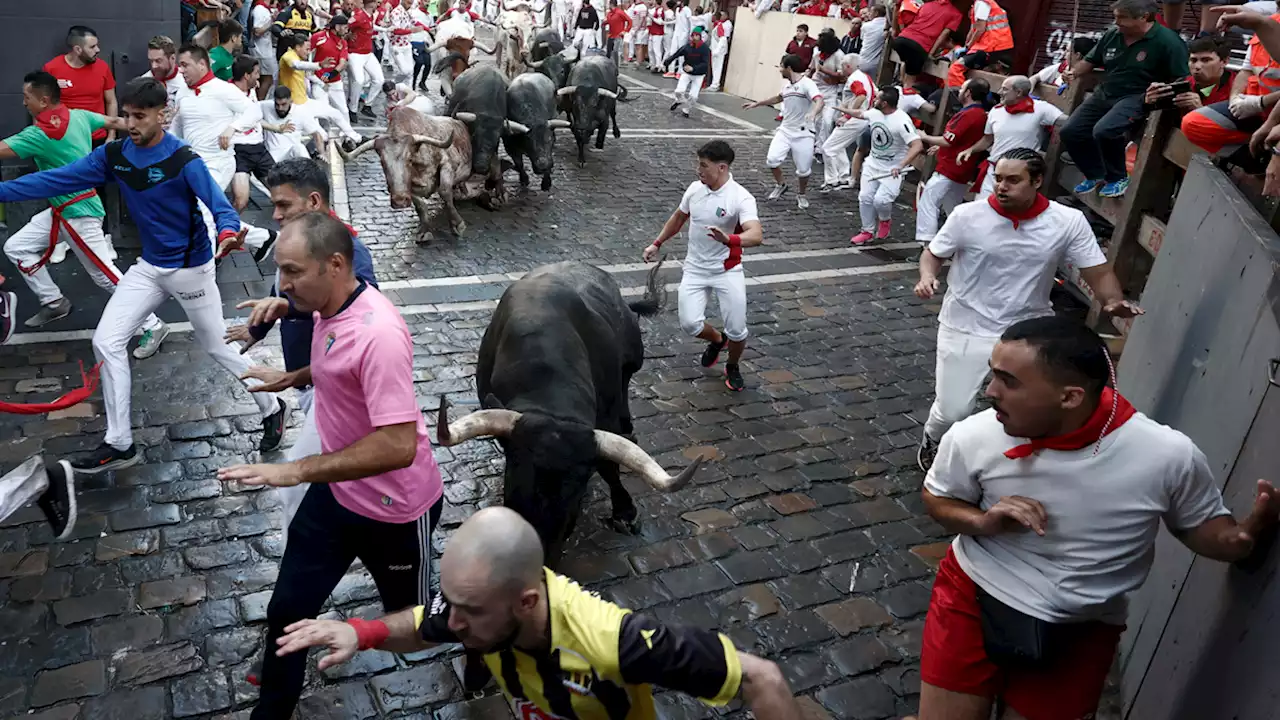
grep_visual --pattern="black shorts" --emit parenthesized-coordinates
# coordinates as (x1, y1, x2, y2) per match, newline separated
(858, 125, 872, 152)
(234, 142, 276, 181)
(961, 49, 1015, 70)
(892, 36, 930, 75)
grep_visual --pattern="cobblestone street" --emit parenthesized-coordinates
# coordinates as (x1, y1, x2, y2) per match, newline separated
(0, 69, 948, 719)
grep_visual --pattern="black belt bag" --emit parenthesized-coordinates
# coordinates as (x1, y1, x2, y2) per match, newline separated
(975, 588, 1063, 667)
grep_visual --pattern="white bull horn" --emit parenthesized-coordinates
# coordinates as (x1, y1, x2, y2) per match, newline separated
(597, 87, 619, 100)
(594, 431, 702, 492)
(475, 40, 497, 54)
(548, 119, 572, 129)
(436, 394, 521, 446)
(454, 111, 479, 123)
(557, 85, 578, 97)
(339, 137, 379, 162)
(427, 38, 447, 52)
(505, 120, 530, 134)
(412, 129, 454, 148)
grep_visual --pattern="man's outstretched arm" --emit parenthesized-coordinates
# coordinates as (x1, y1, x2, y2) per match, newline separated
(0, 147, 109, 203)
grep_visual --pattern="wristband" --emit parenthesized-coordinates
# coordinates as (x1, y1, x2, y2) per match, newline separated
(727, 233, 741, 248)
(217, 229, 238, 243)
(347, 618, 391, 650)
(653, 238, 664, 248)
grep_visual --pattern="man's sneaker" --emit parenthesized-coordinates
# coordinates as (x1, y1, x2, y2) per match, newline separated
(50, 242, 69, 264)
(24, 297, 72, 328)
(133, 322, 171, 360)
(1072, 178, 1104, 194)
(700, 333, 727, 367)
(663, 72, 677, 78)
(253, 228, 278, 264)
(0, 291, 16, 345)
(1099, 177, 1130, 198)
(37, 460, 76, 541)
(669, 101, 680, 112)
(819, 182, 835, 193)
(349, 111, 360, 124)
(724, 363, 745, 392)
(796, 194, 810, 210)
(917, 433, 939, 473)
(681, 109, 690, 118)
(850, 231, 874, 245)
(766, 183, 788, 201)
(360, 105, 377, 119)
(72, 443, 141, 475)
(876, 219, 892, 239)
(259, 397, 289, 452)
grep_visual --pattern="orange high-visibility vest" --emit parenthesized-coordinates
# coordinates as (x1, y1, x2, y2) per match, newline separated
(899, 0, 920, 25)
(1246, 15, 1280, 96)
(970, 0, 1013, 53)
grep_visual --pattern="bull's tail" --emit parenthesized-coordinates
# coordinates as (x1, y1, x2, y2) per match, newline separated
(615, 84, 632, 102)
(628, 256, 666, 317)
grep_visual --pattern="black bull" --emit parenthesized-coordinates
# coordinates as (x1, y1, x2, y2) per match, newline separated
(436, 260, 700, 565)
(559, 55, 622, 167)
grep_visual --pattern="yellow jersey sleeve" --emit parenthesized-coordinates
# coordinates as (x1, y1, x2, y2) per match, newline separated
(615, 612, 743, 705)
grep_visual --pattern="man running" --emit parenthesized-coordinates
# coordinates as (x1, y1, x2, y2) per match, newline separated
(274, 507, 802, 719)
(0, 455, 77, 542)
(0, 71, 171, 360)
(913, 148, 1141, 471)
(915, 77, 989, 245)
(0, 77, 288, 472)
(957, 75, 1064, 201)
(744, 53, 823, 209)
(349, 0, 388, 120)
(848, 86, 923, 245)
(663, 26, 710, 118)
(819, 58, 875, 192)
(261, 86, 328, 162)
(643, 140, 762, 392)
(141, 35, 192, 130)
(216, 212, 442, 720)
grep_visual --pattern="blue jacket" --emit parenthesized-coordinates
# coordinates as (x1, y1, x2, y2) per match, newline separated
(0, 133, 238, 268)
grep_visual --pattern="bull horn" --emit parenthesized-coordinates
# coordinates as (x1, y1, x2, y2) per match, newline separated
(524, 56, 546, 68)
(594, 431, 701, 492)
(557, 85, 578, 97)
(436, 394, 521, 446)
(476, 40, 497, 54)
(505, 120, 530, 134)
(338, 137, 378, 162)
(412, 129, 454, 148)
(427, 38, 446, 52)
(597, 88, 619, 100)
(454, 111, 479, 123)
(548, 119, 571, 129)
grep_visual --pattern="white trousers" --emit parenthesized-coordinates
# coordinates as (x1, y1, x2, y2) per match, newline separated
(347, 53, 385, 111)
(389, 44, 414, 81)
(678, 267, 748, 341)
(977, 170, 995, 200)
(671, 30, 689, 52)
(308, 91, 362, 142)
(649, 35, 666, 70)
(278, 387, 320, 555)
(674, 71, 704, 112)
(766, 130, 815, 178)
(814, 91, 841, 155)
(573, 28, 599, 51)
(858, 163, 903, 230)
(552, 7, 571, 39)
(0, 456, 48, 524)
(95, 259, 278, 449)
(822, 119, 866, 185)
(924, 324, 1001, 442)
(202, 155, 273, 252)
(711, 51, 726, 89)
(916, 174, 968, 243)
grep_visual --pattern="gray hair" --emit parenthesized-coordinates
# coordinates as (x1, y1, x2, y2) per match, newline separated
(1008, 75, 1033, 97)
(1111, 0, 1157, 20)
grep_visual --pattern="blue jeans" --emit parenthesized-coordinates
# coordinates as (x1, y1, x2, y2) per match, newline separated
(1060, 90, 1147, 183)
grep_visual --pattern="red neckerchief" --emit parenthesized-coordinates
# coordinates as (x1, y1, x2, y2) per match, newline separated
(1005, 96, 1035, 114)
(1004, 388, 1137, 459)
(714, 20, 725, 36)
(189, 71, 216, 95)
(987, 192, 1049, 229)
(35, 104, 71, 141)
(902, 87, 919, 95)
(329, 210, 359, 238)
(157, 65, 180, 83)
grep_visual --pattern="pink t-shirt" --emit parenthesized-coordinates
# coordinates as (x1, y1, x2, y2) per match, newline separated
(311, 285, 443, 523)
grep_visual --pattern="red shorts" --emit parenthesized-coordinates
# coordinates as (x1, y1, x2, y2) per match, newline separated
(920, 548, 1124, 720)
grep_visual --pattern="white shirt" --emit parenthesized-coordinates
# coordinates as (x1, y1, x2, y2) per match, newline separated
(1033, 61, 1064, 87)
(778, 75, 822, 135)
(896, 87, 929, 117)
(972, 0, 992, 20)
(710, 19, 731, 54)
(674, 6, 691, 35)
(251, 5, 277, 58)
(859, 16, 886, 73)
(926, 409, 1229, 624)
(862, 107, 916, 171)
(260, 100, 323, 161)
(678, 176, 759, 273)
(409, 8, 432, 42)
(690, 12, 711, 36)
(985, 99, 1064, 160)
(812, 49, 847, 94)
(629, 3, 649, 29)
(233, 87, 265, 146)
(171, 77, 259, 162)
(140, 68, 192, 128)
(929, 199, 1107, 337)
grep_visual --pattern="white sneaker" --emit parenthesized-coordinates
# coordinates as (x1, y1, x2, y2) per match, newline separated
(766, 183, 788, 201)
(50, 242, 68, 264)
(796, 194, 810, 210)
(133, 321, 171, 360)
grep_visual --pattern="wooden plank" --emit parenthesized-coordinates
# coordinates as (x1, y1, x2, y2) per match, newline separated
(1138, 214, 1167, 257)
(1161, 129, 1198, 171)
(887, 50, 949, 80)
(1036, 83, 1073, 113)
(1057, 164, 1124, 226)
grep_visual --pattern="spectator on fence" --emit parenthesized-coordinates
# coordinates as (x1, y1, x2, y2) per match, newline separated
(1182, 16, 1280, 160)
(1061, 0, 1189, 200)
(858, 4, 888, 74)
(211, 18, 246, 80)
(895, 0, 920, 33)
(915, 77, 990, 244)
(892, 0, 962, 94)
(786, 24, 818, 69)
(958, 0, 1014, 72)
(1033, 36, 1096, 88)
(1147, 35, 1232, 120)
(958, 75, 1064, 200)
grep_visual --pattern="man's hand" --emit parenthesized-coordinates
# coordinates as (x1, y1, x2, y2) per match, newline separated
(217, 461, 303, 487)
(238, 297, 291, 327)
(1239, 479, 1280, 545)
(322, 57, 338, 68)
(890, 165, 903, 178)
(1250, 123, 1277, 156)
(742, 100, 758, 109)
(215, 228, 249, 259)
(914, 275, 940, 299)
(642, 243, 660, 262)
(1102, 299, 1144, 318)
(219, 128, 235, 150)
(707, 226, 733, 245)
(978, 495, 1048, 536)
(1231, 92, 1265, 119)
(1211, 4, 1273, 32)
(1173, 92, 1202, 112)
(275, 619, 359, 669)
(1145, 81, 1172, 106)
(225, 324, 261, 353)
(241, 365, 295, 393)
(1266, 153, 1280, 197)
(956, 149, 973, 165)
(926, 145, 939, 156)
(684, 64, 693, 73)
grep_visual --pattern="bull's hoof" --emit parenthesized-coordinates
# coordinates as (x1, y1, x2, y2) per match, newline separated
(518, 174, 531, 187)
(578, 160, 587, 168)
(593, 141, 605, 150)
(453, 220, 467, 236)
(414, 229, 436, 245)
(612, 127, 621, 138)
(602, 513, 641, 535)
(540, 174, 552, 191)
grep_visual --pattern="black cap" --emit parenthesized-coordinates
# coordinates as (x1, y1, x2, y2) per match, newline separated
(330, 14, 349, 25)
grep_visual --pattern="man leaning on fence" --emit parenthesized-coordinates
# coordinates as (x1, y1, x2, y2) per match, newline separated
(1060, 0, 1189, 200)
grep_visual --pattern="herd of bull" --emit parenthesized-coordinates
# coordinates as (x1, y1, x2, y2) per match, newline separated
(341, 8, 628, 243)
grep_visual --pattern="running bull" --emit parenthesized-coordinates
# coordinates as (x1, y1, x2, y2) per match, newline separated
(449, 64, 527, 208)
(504, 73, 571, 190)
(436, 260, 700, 565)
(558, 54, 622, 167)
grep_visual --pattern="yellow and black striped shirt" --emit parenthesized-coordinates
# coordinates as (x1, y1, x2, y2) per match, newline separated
(414, 568, 742, 719)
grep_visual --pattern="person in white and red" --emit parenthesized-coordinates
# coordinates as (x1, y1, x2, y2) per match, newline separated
(913, 149, 1141, 472)
(819, 58, 876, 192)
(744, 54, 824, 210)
(310, 15, 366, 149)
(709, 10, 731, 91)
(847, 86, 923, 245)
(385, 0, 418, 82)
(141, 36, 191, 131)
(958, 75, 1064, 201)
(914, 77, 989, 244)
(909, 312, 1279, 720)
(45, 26, 118, 146)
(648, 0, 670, 73)
(348, 0, 387, 120)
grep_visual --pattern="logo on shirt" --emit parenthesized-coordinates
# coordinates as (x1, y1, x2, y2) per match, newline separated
(324, 331, 336, 354)
(715, 207, 726, 218)
(147, 167, 166, 184)
(57, 79, 72, 89)
(381, 495, 394, 506)
(1135, 50, 1147, 63)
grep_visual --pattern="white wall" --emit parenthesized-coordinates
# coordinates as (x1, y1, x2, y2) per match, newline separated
(724, 7, 852, 101)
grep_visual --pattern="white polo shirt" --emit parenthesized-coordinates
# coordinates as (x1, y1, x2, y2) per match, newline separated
(926, 409, 1229, 624)
(171, 77, 259, 163)
(260, 100, 323, 162)
(778, 76, 822, 136)
(929, 198, 1106, 337)
(678, 175, 759, 273)
(985, 99, 1064, 161)
(233, 87, 265, 146)
(863, 107, 917, 173)
(897, 86, 929, 118)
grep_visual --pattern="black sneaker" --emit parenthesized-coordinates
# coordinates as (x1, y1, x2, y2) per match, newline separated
(700, 333, 727, 368)
(253, 229, 278, 264)
(669, 101, 680, 112)
(724, 363, 745, 392)
(349, 111, 360, 124)
(71, 443, 141, 475)
(0, 290, 15, 345)
(259, 398, 288, 452)
(37, 459, 77, 541)
(917, 433, 938, 473)
(360, 105, 377, 119)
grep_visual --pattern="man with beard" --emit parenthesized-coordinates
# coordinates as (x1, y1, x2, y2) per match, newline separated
(216, 212, 442, 720)
(913, 149, 1140, 472)
(912, 314, 1278, 720)
(0, 77, 287, 472)
(45, 26, 118, 145)
(261, 86, 328, 161)
(141, 35, 192, 130)
(273, 507, 802, 719)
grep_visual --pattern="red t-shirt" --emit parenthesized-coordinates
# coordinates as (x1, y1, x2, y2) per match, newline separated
(349, 8, 376, 54)
(605, 7, 631, 38)
(934, 103, 988, 183)
(312, 29, 349, 82)
(43, 55, 116, 141)
(900, 0, 962, 50)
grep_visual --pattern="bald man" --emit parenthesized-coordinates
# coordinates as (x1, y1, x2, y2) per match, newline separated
(277, 507, 802, 719)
